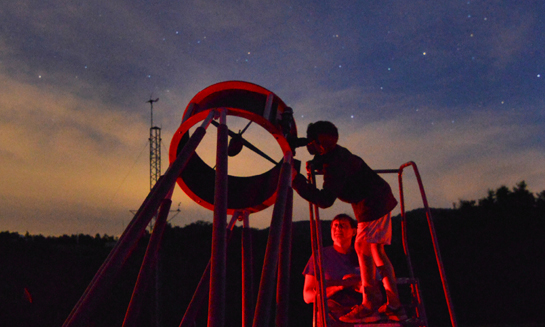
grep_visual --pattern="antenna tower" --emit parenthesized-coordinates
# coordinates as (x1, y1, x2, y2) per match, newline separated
(147, 97, 161, 191)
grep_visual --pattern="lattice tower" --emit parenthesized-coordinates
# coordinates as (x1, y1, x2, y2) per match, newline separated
(147, 98, 161, 190)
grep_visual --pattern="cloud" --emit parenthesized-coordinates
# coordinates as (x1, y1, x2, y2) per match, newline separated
(334, 105, 545, 210)
(485, 11, 535, 70)
(0, 72, 202, 234)
(1, 0, 544, 235)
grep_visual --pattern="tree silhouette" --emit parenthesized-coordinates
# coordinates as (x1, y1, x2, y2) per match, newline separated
(1, 182, 544, 326)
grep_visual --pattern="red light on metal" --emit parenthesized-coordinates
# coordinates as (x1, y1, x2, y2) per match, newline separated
(169, 81, 298, 214)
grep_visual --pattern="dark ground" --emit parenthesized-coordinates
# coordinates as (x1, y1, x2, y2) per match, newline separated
(1, 182, 544, 326)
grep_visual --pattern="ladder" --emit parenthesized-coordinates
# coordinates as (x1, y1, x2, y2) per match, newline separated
(308, 161, 457, 327)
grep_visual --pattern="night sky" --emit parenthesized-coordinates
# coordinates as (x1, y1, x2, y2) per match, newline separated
(1, 0, 544, 236)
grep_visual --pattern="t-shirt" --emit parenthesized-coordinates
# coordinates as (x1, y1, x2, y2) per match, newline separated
(303, 246, 359, 281)
(303, 245, 361, 305)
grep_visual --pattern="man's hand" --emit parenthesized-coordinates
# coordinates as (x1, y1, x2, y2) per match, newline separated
(342, 274, 362, 292)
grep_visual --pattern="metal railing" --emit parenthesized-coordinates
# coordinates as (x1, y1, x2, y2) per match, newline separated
(309, 161, 458, 327)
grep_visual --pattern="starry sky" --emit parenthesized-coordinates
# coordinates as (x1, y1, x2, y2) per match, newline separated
(1, 0, 544, 236)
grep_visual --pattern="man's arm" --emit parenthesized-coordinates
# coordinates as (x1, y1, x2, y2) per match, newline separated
(303, 274, 318, 304)
(303, 274, 358, 304)
(292, 174, 337, 208)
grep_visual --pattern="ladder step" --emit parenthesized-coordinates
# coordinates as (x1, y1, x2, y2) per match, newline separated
(354, 318, 427, 327)
(354, 322, 402, 327)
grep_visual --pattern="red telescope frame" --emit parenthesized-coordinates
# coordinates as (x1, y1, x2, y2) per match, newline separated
(169, 81, 298, 214)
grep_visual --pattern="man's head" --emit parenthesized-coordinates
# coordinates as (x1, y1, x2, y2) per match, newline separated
(331, 213, 357, 245)
(306, 121, 339, 155)
(332, 213, 357, 228)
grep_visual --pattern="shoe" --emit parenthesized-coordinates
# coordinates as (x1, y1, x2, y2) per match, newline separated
(378, 304, 408, 321)
(338, 304, 381, 323)
(327, 299, 353, 317)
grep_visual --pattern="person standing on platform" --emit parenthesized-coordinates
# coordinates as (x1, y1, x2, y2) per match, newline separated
(292, 121, 407, 323)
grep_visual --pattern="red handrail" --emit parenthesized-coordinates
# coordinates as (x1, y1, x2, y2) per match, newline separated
(308, 161, 458, 327)
(397, 161, 458, 327)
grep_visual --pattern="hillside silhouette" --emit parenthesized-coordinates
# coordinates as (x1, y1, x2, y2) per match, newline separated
(1, 182, 544, 326)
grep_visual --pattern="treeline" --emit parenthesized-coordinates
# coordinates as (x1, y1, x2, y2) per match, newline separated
(1, 182, 544, 326)
(457, 181, 545, 212)
(394, 181, 545, 326)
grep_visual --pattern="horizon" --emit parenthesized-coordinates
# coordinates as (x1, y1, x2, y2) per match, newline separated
(3, 179, 539, 238)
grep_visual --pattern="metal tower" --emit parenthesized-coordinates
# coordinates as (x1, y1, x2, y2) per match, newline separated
(147, 98, 161, 191)
(147, 97, 162, 326)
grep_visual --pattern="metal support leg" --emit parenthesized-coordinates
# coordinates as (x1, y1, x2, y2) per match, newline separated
(63, 111, 215, 327)
(275, 186, 294, 327)
(179, 213, 240, 327)
(242, 211, 254, 327)
(122, 185, 174, 326)
(307, 167, 328, 327)
(252, 152, 293, 327)
(208, 109, 228, 327)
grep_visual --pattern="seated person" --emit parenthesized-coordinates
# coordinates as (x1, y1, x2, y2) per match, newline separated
(303, 214, 381, 324)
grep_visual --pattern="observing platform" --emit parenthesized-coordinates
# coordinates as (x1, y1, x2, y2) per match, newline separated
(353, 319, 424, 326)
(322, 317, 424, 327)
(354, 323, 400, 327)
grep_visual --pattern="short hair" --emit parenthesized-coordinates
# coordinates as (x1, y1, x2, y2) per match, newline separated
(332, 213, 357, 229)
(307, 121, 338, 140)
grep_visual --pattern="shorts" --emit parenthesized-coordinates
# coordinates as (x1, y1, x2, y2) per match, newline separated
(355, 213, 392, 245)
